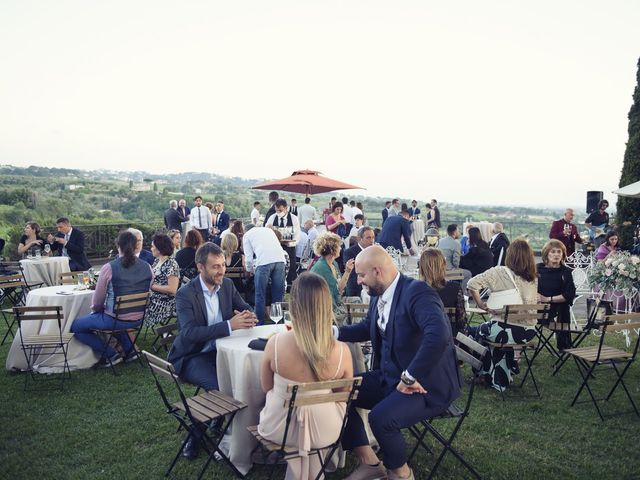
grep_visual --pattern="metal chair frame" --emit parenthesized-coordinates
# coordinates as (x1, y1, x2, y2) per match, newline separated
(0, 274, 29, 345)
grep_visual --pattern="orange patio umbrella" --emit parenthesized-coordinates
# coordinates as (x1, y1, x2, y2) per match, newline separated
(252, 170, 364, 197)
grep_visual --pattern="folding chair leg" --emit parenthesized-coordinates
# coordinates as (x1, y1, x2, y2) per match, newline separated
(197, 412, 244, 480)
(407, 421, 434, 463)
(570, 358, 604, 421)
(425, 420, 481, 480)
(607, 362, 640, 416)
(1, 312, 16, 345)
(518, 349, 540, 397)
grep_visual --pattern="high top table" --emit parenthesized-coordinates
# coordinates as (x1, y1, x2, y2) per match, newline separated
(20, 256, 71, 287)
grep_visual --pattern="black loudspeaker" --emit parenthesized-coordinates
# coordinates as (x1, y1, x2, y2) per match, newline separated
(586, 191, 603, 214)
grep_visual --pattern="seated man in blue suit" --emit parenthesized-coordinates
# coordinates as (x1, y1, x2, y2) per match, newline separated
(376, 208, 416, 256)
(168, 242, 256, 458)
(127, 228, 155, 266)
(338, 246, 461, 480)
(47, 217, 92, 271)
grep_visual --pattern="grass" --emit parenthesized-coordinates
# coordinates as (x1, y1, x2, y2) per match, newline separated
(2, 319, 640, 480)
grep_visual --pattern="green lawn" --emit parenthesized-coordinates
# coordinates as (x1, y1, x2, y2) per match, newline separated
(2, 320, 640, 480)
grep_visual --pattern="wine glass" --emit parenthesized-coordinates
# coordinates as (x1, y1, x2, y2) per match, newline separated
(271, 302, 283, 325)
(82, 272, 91, 288)
(44, 243, 51, 256)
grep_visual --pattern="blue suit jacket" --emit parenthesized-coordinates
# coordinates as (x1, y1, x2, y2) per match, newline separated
(377, 215, 413, 251)
(338, 275, 461, 410)
(168, 276, 252, 376)
(216, 211, 230, 232)
(52, 228, 91, 271)
(139, 249, 155, 266)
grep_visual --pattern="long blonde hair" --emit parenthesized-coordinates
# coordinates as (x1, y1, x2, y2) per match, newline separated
(418, 248, 447, 289)
(220, 233, 238, 265)
(289, 272, 336, 380)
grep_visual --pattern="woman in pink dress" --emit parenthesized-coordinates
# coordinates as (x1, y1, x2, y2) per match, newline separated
(325, 201, 348, 238)
(596, 231, 619, 262)
(258, 272, 353, 479)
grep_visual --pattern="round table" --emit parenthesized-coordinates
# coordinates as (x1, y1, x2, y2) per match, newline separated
(216, 324, 282, 475)
(20, 256, 71, 287)
(411, 219, 425, 249)
(5, 285, 99, 373)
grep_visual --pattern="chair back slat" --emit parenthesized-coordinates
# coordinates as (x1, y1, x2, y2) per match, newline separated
(445, 269, 465, 281)
(345, 303, 369, 324)
(287, 391, 356, 407)
(59, 271, 85, 285)
(455, 346, 483, 371)
(286, 377, 361, 393)
(605, 313, 640, 323)
(114, 292, 150, 316)
(605, 321, 640, 333)
(224, 267, 245, 279)
(455, 332, 488, 357)
(13, 306, 63, 322)
(504, 304, 550, 324)
(0, 274, 26, 288)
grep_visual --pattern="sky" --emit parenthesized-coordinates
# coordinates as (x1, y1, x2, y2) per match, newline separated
(1, 0, 639, 208)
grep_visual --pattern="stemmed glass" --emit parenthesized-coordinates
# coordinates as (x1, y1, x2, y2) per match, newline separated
(44, 244, 51, 256)
(271, 302, 283, 324)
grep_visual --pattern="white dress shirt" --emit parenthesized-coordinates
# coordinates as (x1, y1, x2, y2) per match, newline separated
(295, 230, 310, 259)
(199, 275, 232, 352)
(191, 205, 212, 230)
(250, 208, 260, 225)
(377, 272, 401, 331)
(351, 206, 363, 217)
(264, 212, 301, 244)
(297, 204, 317, 225)
(342, 204, 354, 224)
(243, 227, 286, 272)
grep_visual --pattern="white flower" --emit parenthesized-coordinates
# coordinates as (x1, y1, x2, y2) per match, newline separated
(619, 263, 626, 270)
(632, 256, 640, 265)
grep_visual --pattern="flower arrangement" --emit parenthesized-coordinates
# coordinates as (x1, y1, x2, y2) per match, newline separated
(588, 251, 640, 295)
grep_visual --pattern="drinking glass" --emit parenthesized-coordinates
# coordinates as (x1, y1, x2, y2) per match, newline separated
(44, 244, 51, 255)
(271, 302, 283, 324)
(77, 275, 84, 290)
(35, 249, 41, 259)
(83, 272, 91, 288)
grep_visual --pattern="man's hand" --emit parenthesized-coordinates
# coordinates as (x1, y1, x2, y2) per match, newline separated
(344, 258, 355, 273)
(229, 310, 257, 330)
(397, 380, 427, 395)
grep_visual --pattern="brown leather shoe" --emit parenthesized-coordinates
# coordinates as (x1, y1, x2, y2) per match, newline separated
(344, 461, 388, 480)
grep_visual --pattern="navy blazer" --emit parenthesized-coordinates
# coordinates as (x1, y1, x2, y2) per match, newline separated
(377, 215, 413, 251)
(164, 208, 182, 231)
(168, 276, 252, 376)
(216, 211, 230, 232)
(139, 249, 155, 266)
(381, 208, 389, 226)
(343, 243, 363, 297)
(339, 274, 461, 410)
(52, 228, 91, 271)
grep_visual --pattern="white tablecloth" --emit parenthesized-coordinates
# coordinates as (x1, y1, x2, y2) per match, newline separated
(20, 256, 70, 287)
(5, 285, 99, 373)
(216, 324, 282, 475)
(411, 220, 425, 249)
(463, 221, 493, 243)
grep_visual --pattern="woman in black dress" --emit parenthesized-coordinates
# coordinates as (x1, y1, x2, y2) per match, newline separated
(175, 229, 203, 282)
(18, 222, 46, 257)
(537, 239, 576, 350)
(460, 227, 494, 277)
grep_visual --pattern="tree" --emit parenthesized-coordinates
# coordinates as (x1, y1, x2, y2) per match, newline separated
(616, 57, 640, 232)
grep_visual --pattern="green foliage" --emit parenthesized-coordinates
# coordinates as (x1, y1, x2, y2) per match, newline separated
(616, 58, 640, 236)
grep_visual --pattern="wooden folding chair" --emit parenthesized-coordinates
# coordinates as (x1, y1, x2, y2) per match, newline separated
(445, 269, 465, 282)
(407, 333, 485, 479)
(14, 305, 73, 391)
(344, 303, 372, 370)
(1, 260, 45, 291)
(483, 304, 550, 400)
(248, 377, 362, 480)
(91, 291, 150, 374)
(58, 271, 85, 285)
(564, 313, 640, 421)
(151, 322, 178, 354)
(0, 273, 29, 345)
(142, 350, 247, 479)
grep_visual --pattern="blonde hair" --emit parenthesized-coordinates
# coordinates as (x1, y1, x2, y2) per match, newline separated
(418, 248, 447, 289)
(313, 231, 341, 258)
(541, 239, 567, 265)
(221, 233, 239, 262)
(289, 272, 336, 381)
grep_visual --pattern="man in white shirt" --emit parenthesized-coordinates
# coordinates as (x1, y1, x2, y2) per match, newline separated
(350, 200, 363, 218)
(297, 197, 317, 226)
(388, 198, 401, 217)
(250, 201, 261, 225)
(243, 226, 286, 324)
(303, 219, 319, 244)
(346, 214, 365, 246)
(264, 198, 300, 286)
(341, 196, 354, 232)
(190, 196, 212, 241)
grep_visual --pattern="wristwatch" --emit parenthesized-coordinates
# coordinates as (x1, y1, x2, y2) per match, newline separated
(400, 370, 416, 386)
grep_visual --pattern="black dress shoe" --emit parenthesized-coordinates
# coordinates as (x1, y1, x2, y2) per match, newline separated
(182, 436, 200, 460)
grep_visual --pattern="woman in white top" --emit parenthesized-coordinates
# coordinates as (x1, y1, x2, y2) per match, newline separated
(467, 239, 538, 392)
(258, 272, 353, 480)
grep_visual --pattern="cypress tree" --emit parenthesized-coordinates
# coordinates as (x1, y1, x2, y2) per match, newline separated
(616, 57, 640, 230)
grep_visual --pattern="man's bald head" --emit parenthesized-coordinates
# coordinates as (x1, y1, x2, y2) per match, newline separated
(355, 245, 398, 296)
(493, 223, 503, 233)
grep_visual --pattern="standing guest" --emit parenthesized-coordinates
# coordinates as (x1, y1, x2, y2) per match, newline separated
(227, 220, 245, 251)
(177, 199, 191, 222)
(297, 197, 317, 226)
(145, 234, 180, 329)
(127, 228, 155, 266)
(176, 230, 204, 281)
(347, 214, 365, 244)
(342, 197, 354, 233)
(343, 226, 376, 297)
(289, 198, 298, 216)
(537, 240, 576, 351)
(381, 201, 391, 226)
(168, 242, 256, 459)
(264, 191, 279, 226)
(164, 200, 182, 231)
(460, 227, 495, 277)
(460, 223, 474, 256)
(467, 239, 538, 391)
(596, 230, 619, 261)
(409, 200, 421, 219)
(71, 231, 152, 365)
(388, 198, 401, 217)
(424, 203, 434, 227)
(18, 222, 45, 257)
(310, 232, 355, 311)
(221, 233, 246, 296)
(168, 229, 182, 254)
(250, 201, 262, 225)
(47, 217, 91, 271)
(338, 246, 460, 480)
(264, 198, 301, 285)
(325, 201, 349, 238)
(376, 209, 416, 255)
(356, 202, 364, 215)
(350, 200, 363, 218)
(437, 224, 472, 291)
(489, 222, 510, 266)
(419, 248, 466, 336)
(585, 199, 610, 240)
(428, 199, 441, 229)
(213, 201, 230, 238)
(243, 226, 286, 323)
(549, 208, 583, 256)
(258, 273, 353, 480)
(190, 196, 213, 242)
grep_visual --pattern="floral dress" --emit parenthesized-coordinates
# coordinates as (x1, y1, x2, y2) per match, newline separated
(145, 258, 179, 328)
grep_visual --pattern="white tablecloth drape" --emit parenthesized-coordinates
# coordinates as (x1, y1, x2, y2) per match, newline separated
(410, 220, 425, 249)
(216, 325, 282, 475)
(5, 285, 99, 373)
(20, 257, 70, 287)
